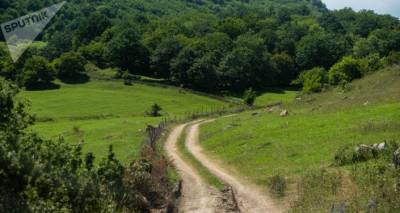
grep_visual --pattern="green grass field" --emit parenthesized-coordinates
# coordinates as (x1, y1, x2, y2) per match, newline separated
(254, 88, 298, 106)
(20, 80, 229, 164)
(200, 68, 400, 185)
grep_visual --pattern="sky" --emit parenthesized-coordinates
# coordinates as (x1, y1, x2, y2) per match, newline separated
(322, 0, 400, 18)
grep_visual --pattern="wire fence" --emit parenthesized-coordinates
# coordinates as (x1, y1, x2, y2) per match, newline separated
(142, 104, 251, 150)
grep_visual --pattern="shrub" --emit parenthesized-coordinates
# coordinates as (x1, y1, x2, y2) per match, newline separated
(22, 56, 55, 90)
(334, 141, 399, 166)
(147, 104, 162, 117)
(334, 145, 356, 166)
(293, 67, 328, 93)
(53, 52, 89, 83)
(243, 88, 257, 106)
(358, 53, 385, 74)
(328, 56, 362, 86)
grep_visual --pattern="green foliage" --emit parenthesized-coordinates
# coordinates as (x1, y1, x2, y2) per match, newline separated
(334, 141, 399, 166)
(73, 13, 111, 47)
(353, 37, 379, 57)
(186, 52, 219, 91)
(150, 37, 182, 78)
(296, 31, 348, 70)
(218, 17, 247, 38)
(328, 56, 362, 86)
(294, 67, 328, 93)
(147, 103, 162, 117)
(54, 52, 88, 84)
(78, 41, 107, 68)
(3, 0, 399, 92)
(272, 53, 297, 85)
(218, 34, 276, 90)
(243, 88, 257, 106)
(358, 53, 385, 74)
(0, 79, 175, 212)
(22, 56, 55, 90)
(105, 26, 149, 75)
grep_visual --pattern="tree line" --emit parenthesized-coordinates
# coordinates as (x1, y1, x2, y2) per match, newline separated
(0, 0, 399, 93)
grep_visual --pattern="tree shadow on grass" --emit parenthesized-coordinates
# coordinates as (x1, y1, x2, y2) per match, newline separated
(256, 86, 299, 95)
(25, 82, 61, 91)
(59, 74, 90, 84)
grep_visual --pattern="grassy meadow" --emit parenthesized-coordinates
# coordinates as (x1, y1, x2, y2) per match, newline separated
(200, 67, 400, 184)
(254, 88, 298, 106)
(20, 80, 229, 164)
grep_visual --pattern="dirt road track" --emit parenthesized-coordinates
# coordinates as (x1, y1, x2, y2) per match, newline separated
(164, 123, 222, 213)
(165, 121, 282, 213)
(186, 121, 281, 213)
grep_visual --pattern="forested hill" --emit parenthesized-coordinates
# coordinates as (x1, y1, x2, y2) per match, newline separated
(0, 0, 399, 92)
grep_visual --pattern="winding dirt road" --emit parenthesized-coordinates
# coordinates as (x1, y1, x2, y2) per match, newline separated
(165, 120, 281, 213)
(164, 123, 222, 213)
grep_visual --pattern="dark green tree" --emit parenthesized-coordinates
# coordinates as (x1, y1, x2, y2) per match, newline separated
(74, 13, 111, 46)
(22, 56, 55, 90)
(105, 27, 150, 75)
(296, 31, 348, 70)
(218, 17, 247, 38)
(272, 53, 296, 85)
(150, 37, 182, 78)
(54, 52, 88, 83)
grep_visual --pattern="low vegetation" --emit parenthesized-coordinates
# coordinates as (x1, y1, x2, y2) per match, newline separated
(21, 80, 230, 164)
(200, 68, 400, 211)
(0, 79, 177, 212)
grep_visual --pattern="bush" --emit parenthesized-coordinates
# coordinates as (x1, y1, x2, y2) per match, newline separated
(147, 104, 162, 117)
(293, 67, 328, 93)
(334, 141, 399, 166)
(358, 53, 385, 74)
(328, 56, 362, 86)
(334, 145, 356, 166)
(22, 56, 55, 90)
(53, 52, 89, 83)
(243, 88, 257, 106)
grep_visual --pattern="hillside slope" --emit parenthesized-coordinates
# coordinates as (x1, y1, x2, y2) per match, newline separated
(21, 80, 229, 164)
(200, 66, 400, 180)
